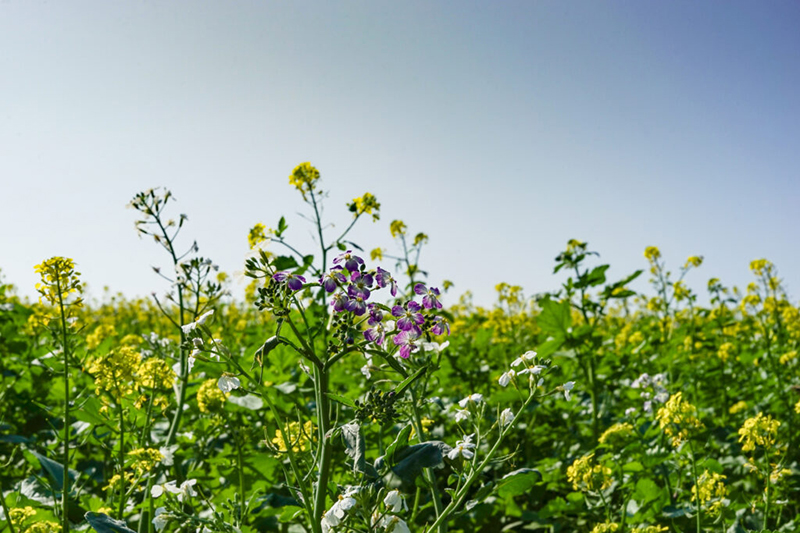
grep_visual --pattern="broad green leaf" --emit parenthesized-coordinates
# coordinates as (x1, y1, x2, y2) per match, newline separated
(537, 298, 571, 337)
(497, 468, 542, 498)
(326, 393, 356, 409)
(85, 512, 137, 533)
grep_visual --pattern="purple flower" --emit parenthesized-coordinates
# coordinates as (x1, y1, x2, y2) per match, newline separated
(330, 292, 350, 312)
(333, 250, 364, 272)
(347, 271, 374, 300)
(391, 301, 425, 331)
(393, 328, 421, 359)
(414, 283, 443, 310)
(346, 295, 368, 316)
(364, 323, 387, 345)
(375, 267, 398, 297)
(367, 304, 383, 326)
(273, 271, 306, 291)
(319, 267, 346, 293)
(431, 316, 450, 336)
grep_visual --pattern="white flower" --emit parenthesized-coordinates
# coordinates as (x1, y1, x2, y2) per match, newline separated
(447, 434, 476, 460)
(378, 515, 411, 533)
(498, 369, 515, 387)
(151, 480, 179, 498)
(421, 340, 450, 353)
(518, 365, 544, 376)
(458, 393, 484, 408)
(563, 381, 575, 401)
(511, 350, 537, 367)
(218, 374, 241, 394)
(176, 479, 198, 502)
(625, 407, 637, 416)
(180, 309, 215, 334)
(360, 364, 372, 380)
(454, 409, 470, 423)
(643, 400, 653, 413)
(321, 509, 341, 533)
(383, 489, 407, 512)
(152, 507, 171, 530)
(500, 408, 515, 428)
(159, 445, 179, 466)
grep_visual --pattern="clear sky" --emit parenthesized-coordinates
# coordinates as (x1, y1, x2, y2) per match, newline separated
(1, 1, 799, 307)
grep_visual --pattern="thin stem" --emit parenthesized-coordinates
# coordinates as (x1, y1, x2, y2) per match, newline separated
(56, 276, 71, 533)
(689, 442, 702, 533)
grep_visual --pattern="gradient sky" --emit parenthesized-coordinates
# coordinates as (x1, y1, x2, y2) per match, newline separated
(1, 1, 799, 308)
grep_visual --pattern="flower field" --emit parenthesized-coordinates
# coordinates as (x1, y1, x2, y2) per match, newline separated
(1, 164, 798, 533)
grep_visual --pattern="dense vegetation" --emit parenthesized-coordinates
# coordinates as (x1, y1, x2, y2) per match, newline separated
(1, 164, 798, 533)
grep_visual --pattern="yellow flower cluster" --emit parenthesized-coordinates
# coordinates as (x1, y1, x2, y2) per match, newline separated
(349, 192, 381, 221)
(103, 472, 134, 492)
(370, 248, 384, 261)
(643, 246, 661, 262)
(87, 346, 141, 399)
(248, 223, 269, 249)
(632, 527, 668, 533)
(288, 162, 320, 200)
(273, 421, 314, 453)
(9, 506, 37, 526)
(566, 239, 587, 253)
(598, 422, 635, 448)
(673, 281, 689, 301)
(729, 401, 748, 415)
(749, 258, 771, 276)
(685, 255, 703, 268)
(389, 219, 407, 238)
(34, 256, 83, 307)
(717, 342, 736, 362)
(692, 470, 727, 515)
(137, 358, 176, 389)
(770, 467, 792, 484)
(23, 522, 61, 533)
(779, 350, 797, 365)
(128, 448, 163, 475)
(590, 522, 618, 533)
(655, 392, 704, 447)
(566, 453, 613, 492)
(738, 412, 780, 452)
(197, 378, 226, 413)
(86, 323, 117, 350)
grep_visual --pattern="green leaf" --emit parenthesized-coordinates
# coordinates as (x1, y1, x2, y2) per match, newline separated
(227, 394, 264, 410)
(536, 336, 565, 358)
(387, 441, 452, 485)
(278, 506, 304, 523)
(623, 461, 644, 472)
(326, 393, 356, 409)
(395, 366, 428, 397)
(497, 468, 542, 498)
(275, 216, 288, 237)
(272, 256, 299, 271)
(538, 298, 571, 337)
(381, 424, 414, 467)
(575, 265, 609, 289)
(30, 450, 77, 492)
(634, 478, 662, 504)
(85, 512, 137, 533)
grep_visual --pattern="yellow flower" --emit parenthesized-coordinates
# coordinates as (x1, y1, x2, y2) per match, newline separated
(34, 256, 83, 307)
(692, 470, 727, 515)
(9, 506, 37, 526)
(779, 350, 797, 365)
(729, 401, 748, 415)
(749, 258, 770, 276)
(87, 346, 141, 399)
(644, 246, 661, 262)
(413, 232, 429, 247)
(103, 472, 134, 492)
(738, 412, 780, 452)
(128, 448, 163, 475)
(288, 162, 320, 199)
(272, 421, 315, 453)
(632, 527, 668, 533)
(598, 422, 635, 448)
(86, 323, 117, 350)
(717, 342, 736, 362)
(197, 378, 226, 413)
(673, 281, 689, 301)
(248, 223, 269, 249)
(590, 521, 619, 533)
(770, 467, 792, 484)
(566, 453, 613, 492)
(566, 239, 587, 253)
(370, 248, 384, 261)
(389, 219, 407, 238)
(627, 331, 645, 346)
(23, 521, 61, 533)
(685, 256, 703, 268)
(655, 392, 704, 447)
(137, 358, 177, 389)
(795, 399, 800, 414)
(349, 192, 381, 221)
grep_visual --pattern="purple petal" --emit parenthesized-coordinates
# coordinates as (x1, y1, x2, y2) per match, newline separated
(414, 283, 427, 295)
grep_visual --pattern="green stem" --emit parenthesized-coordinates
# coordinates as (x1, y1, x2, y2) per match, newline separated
(409, 388, 445, 531)
(0, 491, 17, 533)
(312, 369, 332, 533)
(117, 400, 126, 518)
(689, 442, 702, 533)
(56, 276, 71, 533)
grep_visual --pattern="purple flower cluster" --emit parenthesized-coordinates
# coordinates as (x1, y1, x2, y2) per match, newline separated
(272, 271, 306, 291)
(319, 251, 449, 359)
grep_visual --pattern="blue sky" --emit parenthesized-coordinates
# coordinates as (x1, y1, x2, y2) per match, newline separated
(1, 1, 798, 307)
